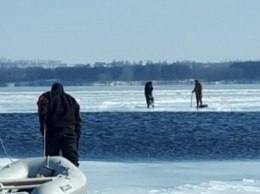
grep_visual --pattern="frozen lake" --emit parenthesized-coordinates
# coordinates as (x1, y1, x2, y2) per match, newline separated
(0, 84, 260, 194)
(0, 84, 260, 112)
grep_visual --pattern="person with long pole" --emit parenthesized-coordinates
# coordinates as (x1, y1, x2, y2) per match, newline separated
(192, 79, 203, 108)
(37, 83, 82, 167)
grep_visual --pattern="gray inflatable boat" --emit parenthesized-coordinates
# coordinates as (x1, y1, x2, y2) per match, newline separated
(0, 156, 87, 194)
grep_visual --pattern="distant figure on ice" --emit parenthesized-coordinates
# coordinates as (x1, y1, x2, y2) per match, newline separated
(144, 81, 154, 108)
(192, 79, 203, 108)
(37, 83, 82, 167)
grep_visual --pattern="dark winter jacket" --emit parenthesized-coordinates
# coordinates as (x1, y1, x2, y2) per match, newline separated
(192, 82, 202, 96)
(144, 82, 153, 97)
(37, 83, 82, 137)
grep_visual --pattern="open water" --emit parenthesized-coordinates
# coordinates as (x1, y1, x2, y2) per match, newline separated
(0, 112, 260, 161)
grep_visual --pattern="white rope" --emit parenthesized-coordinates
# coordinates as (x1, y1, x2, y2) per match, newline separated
(0, 136, 14, 163)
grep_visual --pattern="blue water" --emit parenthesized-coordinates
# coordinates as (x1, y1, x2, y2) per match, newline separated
(0, 112, 260, 161)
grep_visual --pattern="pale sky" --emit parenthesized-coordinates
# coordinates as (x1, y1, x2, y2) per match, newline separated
(0, 0, 260, 65)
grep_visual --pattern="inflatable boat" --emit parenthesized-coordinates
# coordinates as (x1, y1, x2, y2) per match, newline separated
(0, 156, 87, 194)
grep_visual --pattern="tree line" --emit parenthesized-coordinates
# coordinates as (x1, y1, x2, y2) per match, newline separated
(0, 60, 260, 86)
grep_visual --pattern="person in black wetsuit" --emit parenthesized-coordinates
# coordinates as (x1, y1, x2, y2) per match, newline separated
(144, 81, 154, 108)
(37, 83, 82, 167)
(192, 79, 203, 108)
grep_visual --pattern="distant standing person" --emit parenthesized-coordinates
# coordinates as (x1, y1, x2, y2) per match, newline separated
(144, 81, 154, 108)
(192, 79, 203, 108)
(37, 83, 82, 167)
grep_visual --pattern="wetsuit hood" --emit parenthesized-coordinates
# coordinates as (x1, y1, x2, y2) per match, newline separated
(51, 83, 64, 93)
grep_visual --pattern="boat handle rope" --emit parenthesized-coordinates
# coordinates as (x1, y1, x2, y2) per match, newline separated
(0, 133, 45, 164)
(0, 136, 14, 163)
